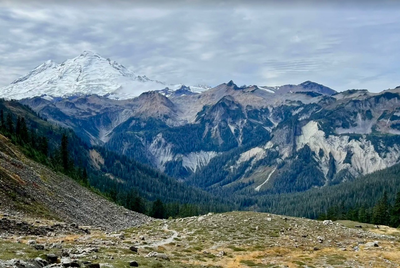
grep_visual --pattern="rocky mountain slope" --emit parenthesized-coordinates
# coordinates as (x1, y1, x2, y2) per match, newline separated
(0, 134, 151, 231)
(18, 84, 400, 197)
(0, 98, 225, 214)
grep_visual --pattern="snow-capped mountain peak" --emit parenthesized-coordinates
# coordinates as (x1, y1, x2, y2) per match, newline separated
(11, 60, 58, 85)
(1, 51, 185, 100)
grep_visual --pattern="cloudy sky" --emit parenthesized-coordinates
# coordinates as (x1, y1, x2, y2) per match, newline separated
(1, 0, 399, 92)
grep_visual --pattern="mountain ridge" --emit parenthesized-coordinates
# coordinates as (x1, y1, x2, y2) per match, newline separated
(5, 51, 400, 205)
(2, 51, 207, 100)
(1, 51, 334, 101)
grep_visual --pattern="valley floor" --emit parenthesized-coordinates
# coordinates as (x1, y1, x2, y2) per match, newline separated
(1, 211, 400, 268)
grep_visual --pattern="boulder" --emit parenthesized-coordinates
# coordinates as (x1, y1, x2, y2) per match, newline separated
(129, 261, 139, 267)
(33, 257, 48, 267)
(61, 258, 80, 268)
(145, 252, 170, 261)
(34, 244, 45, 250)
(365, 241, 379, 247)
(129, 246, 138, 253)
(85, 264, 100, 268)
(46, 254, 59, 264)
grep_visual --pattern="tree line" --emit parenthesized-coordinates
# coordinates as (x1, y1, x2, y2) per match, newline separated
(318, 191, 400, 227)
(0, 109, 89, 186)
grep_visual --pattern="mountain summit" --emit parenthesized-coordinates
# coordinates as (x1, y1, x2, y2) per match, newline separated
(1, 51, 184, 100)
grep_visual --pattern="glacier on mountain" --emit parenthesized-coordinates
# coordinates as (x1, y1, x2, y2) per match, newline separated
(1, 51, 193, 100)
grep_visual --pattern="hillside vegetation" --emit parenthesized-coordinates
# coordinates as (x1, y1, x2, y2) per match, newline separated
(0, 99, 232, 219)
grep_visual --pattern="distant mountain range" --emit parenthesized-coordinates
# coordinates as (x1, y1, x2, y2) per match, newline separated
(3, 51, 400, 198)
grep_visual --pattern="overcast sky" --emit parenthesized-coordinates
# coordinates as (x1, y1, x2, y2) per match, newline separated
(1, 0, 399, 92)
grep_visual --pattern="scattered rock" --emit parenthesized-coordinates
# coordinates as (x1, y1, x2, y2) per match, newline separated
(129, 246, 138, 253)
(34, 257, 48, 267)
(145, 252, 170, 261)
(47, 254, 59, 264)
(61, 258, 81, 267)
(82, 247, 99, 253)
(323, 220, 333, 225)
(85, 264, 100, 268)
(156, 253, 170, 261)
(317, 236, 324, 243)
(34, 244, 45, 250)
(365, 241, 379, 247)
(216, 251, 226, 257)
(266, 218, 272, 222)
(118, 233, 125, 240)
(129, 261, 139, 267)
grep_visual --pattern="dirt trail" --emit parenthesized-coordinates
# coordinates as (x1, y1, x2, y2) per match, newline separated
(138, 224, 178, 248)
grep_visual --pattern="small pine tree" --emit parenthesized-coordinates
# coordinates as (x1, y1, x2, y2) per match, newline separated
(151, 199, 165, 219)
(61, 134, 69, 172)
(358, 206, 367, 223)
(82, 168, 89, 186)
(133, 196, 146, 214)
(373, 191, 390, 226)
(390, 191, 400, 227)
(20, 117, 29, 143)
(0, 109, 5, 131)
(15, 117, 21, 137)
(39, 136, 48, 156)
(6, 113, 13, 134)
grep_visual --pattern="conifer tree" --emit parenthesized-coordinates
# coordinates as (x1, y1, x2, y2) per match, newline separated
(373, 191, 390, 225)
(6, 113, 13, 134)
(133, 196, 146, 214)
(16, 117, 21, 137)
(151, 199, 165, 219)
(61, 134, 69, 172)
(391, 191, 400, 227)
(0, 109, 4, 131)
(20, 117, 29, 143)
(39, 136, 48, 156)
(82, 168, 89, 186)
(358, 206, 367, 223)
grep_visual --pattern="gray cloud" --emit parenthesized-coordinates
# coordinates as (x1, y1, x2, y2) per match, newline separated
(0, 1, 399, 92)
